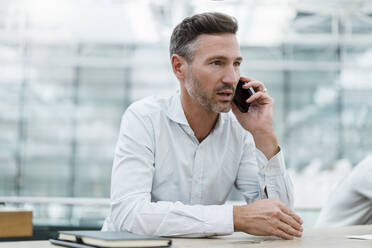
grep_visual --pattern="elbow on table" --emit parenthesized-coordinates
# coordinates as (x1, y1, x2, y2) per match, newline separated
(108, 198, 161, 236)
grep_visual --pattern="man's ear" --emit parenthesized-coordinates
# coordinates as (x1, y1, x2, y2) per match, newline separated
(171, 54, 187, 81)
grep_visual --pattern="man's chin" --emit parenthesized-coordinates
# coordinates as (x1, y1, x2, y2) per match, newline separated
(219, 108, 231, 113)
(213, 102, 232, 113)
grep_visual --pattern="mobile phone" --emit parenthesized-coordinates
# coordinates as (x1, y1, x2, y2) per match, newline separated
(233, 80, 255, 113)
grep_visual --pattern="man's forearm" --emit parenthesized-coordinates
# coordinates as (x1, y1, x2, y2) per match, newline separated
(250, 129, 279, 160)
(109, 198, 234, 237)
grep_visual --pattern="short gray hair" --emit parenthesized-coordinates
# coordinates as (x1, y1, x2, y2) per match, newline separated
(169, 12, 238, 62)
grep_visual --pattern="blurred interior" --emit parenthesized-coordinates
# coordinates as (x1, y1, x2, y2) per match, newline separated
(0, 0, 372, 238)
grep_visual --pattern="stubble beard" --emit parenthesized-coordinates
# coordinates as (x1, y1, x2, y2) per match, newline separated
(186, 74, 232, 113)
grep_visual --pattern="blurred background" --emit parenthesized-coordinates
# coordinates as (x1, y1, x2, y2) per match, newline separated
(1, 0, 372, 237)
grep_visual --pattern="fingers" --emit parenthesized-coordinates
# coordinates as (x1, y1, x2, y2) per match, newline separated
(270, 200, 303, 240)
(234, 199, 303, 241)
(274, 228, 295, 240)
(270, 211, 302, 240)
(275, 202, 303, 239)
(280, 203, 304, 226)
(239, 77, 271, 107)
(274, 229, 294, 240)
(277, 218, 302, 238)
(279, 212, 303, 233)
(239, 76, 255, 83)
(245, 91, 272, 104)
(242, 80, 266, 93)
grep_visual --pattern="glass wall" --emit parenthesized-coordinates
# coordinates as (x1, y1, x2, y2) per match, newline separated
(1, 0, 372, 227)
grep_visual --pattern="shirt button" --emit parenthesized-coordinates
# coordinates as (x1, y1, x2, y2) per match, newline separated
(266, 167, 270, 172)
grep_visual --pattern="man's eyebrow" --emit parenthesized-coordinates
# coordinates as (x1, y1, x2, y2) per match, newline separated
(236, 56, 243, 62)
(207, 56, 243, 61)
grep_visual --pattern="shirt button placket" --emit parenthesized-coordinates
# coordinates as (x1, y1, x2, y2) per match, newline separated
(190, 144, 203, 205)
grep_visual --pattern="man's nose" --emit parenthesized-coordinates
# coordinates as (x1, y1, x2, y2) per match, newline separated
(222, 65, 239, 85)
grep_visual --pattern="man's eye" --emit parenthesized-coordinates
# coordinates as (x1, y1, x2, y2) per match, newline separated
(234, 61, 241, 67)
(211, 61, 222, 66)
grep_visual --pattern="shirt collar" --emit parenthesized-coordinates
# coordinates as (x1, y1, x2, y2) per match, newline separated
(166, 91, 189, 126)
(166, 91, 229, 128)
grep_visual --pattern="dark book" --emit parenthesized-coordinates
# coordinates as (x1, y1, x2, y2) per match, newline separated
(49, 238, 96, 248)
(55, 230, 172, 248)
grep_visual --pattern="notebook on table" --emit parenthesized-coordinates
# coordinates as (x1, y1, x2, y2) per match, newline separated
(49, 230, 172, 248)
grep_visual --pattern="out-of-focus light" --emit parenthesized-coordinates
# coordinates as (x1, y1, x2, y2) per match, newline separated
(314, 86, 337, 106)
(125, 0, 159, 43)
(21, 0, 74, 28)
(17, 0, 159, 43)
(242, 4, 296, 45)
(191, 0, 295, 46)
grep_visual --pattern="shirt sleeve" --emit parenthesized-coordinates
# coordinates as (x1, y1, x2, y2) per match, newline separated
(351, 155, 372, 201)
(104, 106, 234, 237)
(235, 132, 294, 209)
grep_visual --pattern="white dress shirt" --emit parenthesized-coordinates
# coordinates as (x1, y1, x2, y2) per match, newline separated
(102, 92, 294, 237)
(316, 155, 372, 227)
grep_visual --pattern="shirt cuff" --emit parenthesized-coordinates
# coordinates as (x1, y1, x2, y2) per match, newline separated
(203, 204, 234, 236)
(256, 147, 286, 176)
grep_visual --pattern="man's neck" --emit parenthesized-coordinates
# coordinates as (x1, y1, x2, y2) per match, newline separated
(181, 91, 219, 143)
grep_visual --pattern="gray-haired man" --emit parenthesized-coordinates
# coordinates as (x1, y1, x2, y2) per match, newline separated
(103, 12, 303, 239)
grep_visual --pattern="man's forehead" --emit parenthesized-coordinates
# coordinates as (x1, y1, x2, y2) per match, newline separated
(206, 55, 243, 61)
(193, 33, 241, 60)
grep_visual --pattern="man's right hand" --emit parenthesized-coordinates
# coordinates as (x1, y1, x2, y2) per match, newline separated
(233, 198, 303, 240)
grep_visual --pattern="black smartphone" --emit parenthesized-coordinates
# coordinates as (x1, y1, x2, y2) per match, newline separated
(233, 80, 255, 113)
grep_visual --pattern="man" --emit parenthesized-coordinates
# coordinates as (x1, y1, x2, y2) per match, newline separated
(316, 155, 372, 226)
(102, 12, 303, 239)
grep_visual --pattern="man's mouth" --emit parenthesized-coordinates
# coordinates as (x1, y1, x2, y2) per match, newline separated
(216, 90, 233, 101)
